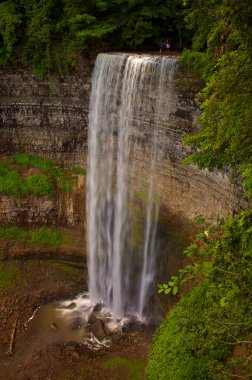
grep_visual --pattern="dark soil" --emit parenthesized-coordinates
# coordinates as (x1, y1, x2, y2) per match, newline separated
(0, 256, 151, 380)
(5, 328, 151, 380)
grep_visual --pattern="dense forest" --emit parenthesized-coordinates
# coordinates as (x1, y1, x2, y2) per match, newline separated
(1, 0, 252, 379)
(0, 0, 190, 75)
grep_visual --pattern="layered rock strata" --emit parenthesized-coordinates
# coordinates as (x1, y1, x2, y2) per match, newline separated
(0, 56, 246, 230)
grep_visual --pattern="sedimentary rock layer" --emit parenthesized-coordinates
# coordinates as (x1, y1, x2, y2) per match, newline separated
(0, 56, 246, 225)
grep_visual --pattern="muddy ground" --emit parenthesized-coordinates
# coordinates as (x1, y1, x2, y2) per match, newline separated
(0, 255, 151, 380)
(0, 213, 197, 379)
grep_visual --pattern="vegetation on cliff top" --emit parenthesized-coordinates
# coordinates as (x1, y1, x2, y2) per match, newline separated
(0, 0, 191, 75)
(180, 0, 252, 197)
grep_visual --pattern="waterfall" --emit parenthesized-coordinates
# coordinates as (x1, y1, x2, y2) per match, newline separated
(87, 53, 177, 319)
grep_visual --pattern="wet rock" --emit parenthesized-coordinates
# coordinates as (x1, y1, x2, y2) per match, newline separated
(70, 317, 85, 330)
(71, 351, 80, 359)
(110, 329, 123, 342)
(88, 313, 97, 325)
(89, 318, 106, 341)
(63, 342, 81, 359)
(93, 302, 103, 313)
(50, 323, 59, 330)
(65, 302, 77, 310)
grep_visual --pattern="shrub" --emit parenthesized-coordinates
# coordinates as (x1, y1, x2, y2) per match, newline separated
(148, 211, 252, 379)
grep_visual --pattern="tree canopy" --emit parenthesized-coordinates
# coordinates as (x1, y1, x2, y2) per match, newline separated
(180, 0, 252, 196)
(0, 0, 191, 75)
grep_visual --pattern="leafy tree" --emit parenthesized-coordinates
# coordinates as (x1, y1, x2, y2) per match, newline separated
(20, 0, 63, 76)
(0, 0, 192, 74)
(0, 1, 21, 67)
(148, 211, 252, 379)
(181, 0, 252, 195)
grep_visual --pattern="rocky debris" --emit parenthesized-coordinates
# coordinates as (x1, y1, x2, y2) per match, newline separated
(93, 301, 103, 313)
(69, 316, 85, 330)
(64, 302, 77, 310)
(50, 322, 58, 330)
(88, 315, 106, 342)
(62, 341, 82, 359)
(0, 257, 87, 347)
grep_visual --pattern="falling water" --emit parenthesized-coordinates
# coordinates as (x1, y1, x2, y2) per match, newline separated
(87, 53, 177, 319)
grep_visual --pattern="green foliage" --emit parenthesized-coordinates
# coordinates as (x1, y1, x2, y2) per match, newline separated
(101, 357, 145, 380)
(70, 166, 86, 175)
(0, 161, 54, 197)
(241, 164, 252, 198)
(26, 174, 54, 197)
(0, 260, 21, 289)
(158, 275, 180, 296)
(20, 0, 61, 76)
(0, 0, 192, 74)
(0, 163, 27, 197)
(8, 153, 84, 196)
(13, 152, 57, 171)
(180, 1, 252, 197)
(148, 211, 252, 379)
(0, 225, 62, 247)
(30, 226, 62, 246)
(136, 189, 160, 202)
(0, 1, 21, 67)
(0, 226, 27, 240)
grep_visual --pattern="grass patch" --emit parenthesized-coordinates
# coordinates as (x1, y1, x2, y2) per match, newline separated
(102, 357, 145, 380)
(0, 226, 62, 247)
(25, 174, 54, 197)
(0, 153, 86, 198)
(70, 167, 86, 175)
(0, 259, 21, 290)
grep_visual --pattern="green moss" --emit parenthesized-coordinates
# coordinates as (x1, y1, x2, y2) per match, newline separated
(0, 226, 27, 240)
(0, 164, 26, 197)
(49, 259, 85, 270)
(70, 167, 86, 175)
(0, 153, 86, 198)
(0, 260, 21, 290)
(48, 260, 82, 273)
(30, 227, 62, 247)
(26, 174, 54, 197)
(176, 79, 188, 89)
(0, 226, 63, 247)
(102, 357, 145, 380)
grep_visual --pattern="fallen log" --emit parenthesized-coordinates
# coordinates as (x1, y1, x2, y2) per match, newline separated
(6, 318, 18, 356)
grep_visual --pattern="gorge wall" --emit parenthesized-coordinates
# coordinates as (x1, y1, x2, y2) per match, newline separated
(0, 55, 246, 234)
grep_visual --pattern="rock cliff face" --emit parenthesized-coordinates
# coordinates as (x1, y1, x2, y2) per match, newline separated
(0, 66, 91, 166)
(0, 66, 89, 249)
(0, 56, 246, 233)
(125, 62, 246, 220)
(0, 178, 85, 228)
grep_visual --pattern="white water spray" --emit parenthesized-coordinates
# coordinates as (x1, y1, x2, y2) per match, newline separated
(87, 53, 177, 319)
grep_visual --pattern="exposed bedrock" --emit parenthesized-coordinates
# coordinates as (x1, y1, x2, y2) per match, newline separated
(0, 178, 85, 228)
(0, 66, 91, 166)
(0, 56, 246, 227)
